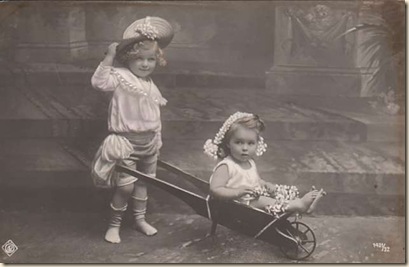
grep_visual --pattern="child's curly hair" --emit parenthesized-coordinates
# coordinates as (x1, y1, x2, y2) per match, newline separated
(116, 40, 167, 67)
(217, 115, 265, 159)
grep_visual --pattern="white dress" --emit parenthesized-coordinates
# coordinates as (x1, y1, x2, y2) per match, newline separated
(210, 156, 262, 204)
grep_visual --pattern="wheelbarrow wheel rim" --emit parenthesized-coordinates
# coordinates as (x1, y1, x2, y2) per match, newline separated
(278, 221, 317, 260)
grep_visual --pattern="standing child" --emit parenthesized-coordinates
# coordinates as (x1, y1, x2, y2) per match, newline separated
(90, 16, 174, 243)
(204, 112, 326, 216)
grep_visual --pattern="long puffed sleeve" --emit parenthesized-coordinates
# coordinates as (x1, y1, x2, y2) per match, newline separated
(91, 63, 119, 92)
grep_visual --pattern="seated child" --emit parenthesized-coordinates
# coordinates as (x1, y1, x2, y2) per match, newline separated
(204, 112, 326, 215)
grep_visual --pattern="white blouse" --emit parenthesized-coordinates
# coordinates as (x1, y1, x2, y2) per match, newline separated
(91, 63, 167, 134)
(210, 156, 262, 189)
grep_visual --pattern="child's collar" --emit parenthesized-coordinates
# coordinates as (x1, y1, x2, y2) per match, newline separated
(111, 68, 167, 106)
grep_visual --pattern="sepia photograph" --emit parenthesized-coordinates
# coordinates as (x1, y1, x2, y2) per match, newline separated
(0, 0, 405, 263)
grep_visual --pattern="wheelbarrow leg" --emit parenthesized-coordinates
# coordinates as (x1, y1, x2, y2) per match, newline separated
(209, 221, 218, 236)
(182, 221, 218, 248)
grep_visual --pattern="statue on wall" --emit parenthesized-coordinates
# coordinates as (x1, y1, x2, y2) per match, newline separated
(286, 4, 353, 67)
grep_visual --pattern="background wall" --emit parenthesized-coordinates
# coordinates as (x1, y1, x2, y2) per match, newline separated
(0, 1, 403, 97)
(7, 1, 275, 76)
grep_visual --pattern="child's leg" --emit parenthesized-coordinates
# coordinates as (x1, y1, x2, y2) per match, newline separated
(131, 181, 157, 236)
(285, 198, 310, 213)
(131, 153, 158, 236)
(286, 189, 323, 214)
(250, 196, 277, 209)
(306, 188, 325, 214)
(105, 183, 134, 243)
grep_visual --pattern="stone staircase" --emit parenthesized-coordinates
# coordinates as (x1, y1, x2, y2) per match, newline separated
(0, 66, 405, 216)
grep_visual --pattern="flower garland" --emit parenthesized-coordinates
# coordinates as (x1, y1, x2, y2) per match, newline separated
(203, 112, 267, 159)
(134, 16, 159, 40)
(252, 185, 273, 198)
(246, 184, 300, 217)
(111, 69, 167, 106)
(265, 185, 299, 217)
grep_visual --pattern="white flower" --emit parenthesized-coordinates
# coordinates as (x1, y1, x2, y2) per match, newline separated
(203, 139, 218, 159)
(134, 17, 159, 40)
(265, 184, 300, 217)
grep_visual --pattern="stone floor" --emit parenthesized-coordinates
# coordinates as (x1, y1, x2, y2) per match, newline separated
(0, 210, 405, 263)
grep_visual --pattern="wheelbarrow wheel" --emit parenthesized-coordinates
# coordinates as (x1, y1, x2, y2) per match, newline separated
(278, 221, 316, 260)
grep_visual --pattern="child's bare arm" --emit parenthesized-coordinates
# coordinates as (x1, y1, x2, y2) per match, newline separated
(210, 165, 253, 200)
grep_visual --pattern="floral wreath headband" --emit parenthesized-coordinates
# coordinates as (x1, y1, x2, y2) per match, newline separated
(203, 112, 267, 160)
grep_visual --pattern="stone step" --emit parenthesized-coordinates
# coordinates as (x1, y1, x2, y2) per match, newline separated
(0, 85, 367, 141)
(160, 140, 405, 196)
(274, 95, 405, 142)
(2, 139, 404, 195)
(0, 139, 404, 216)
(1, 61, 265, 89)
(266, 66, 363, 97)
(0, 117, 366, 141)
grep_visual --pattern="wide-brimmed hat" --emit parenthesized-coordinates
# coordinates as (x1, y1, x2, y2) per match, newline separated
(116, 16, 174, 55)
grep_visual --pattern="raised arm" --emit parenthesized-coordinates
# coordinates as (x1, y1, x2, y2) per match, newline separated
(209, 164, 254, 200)
(91, 42, 120, 92)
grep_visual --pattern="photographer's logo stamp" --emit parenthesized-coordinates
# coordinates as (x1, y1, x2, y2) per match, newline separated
(2, 240, 18, 257)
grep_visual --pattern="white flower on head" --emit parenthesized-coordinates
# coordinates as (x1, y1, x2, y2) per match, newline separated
(134, 16, 159, 40)
(203, 139, 219, 159)
(256, 136, 267, 156)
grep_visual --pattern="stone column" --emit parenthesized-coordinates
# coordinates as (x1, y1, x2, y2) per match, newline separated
(15, 2, 88, 63)
(266, 1, 362, 97)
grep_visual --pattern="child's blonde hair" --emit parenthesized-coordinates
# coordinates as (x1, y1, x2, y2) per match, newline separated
(117, 40, 167, 67)
(217, 115, 265, 159)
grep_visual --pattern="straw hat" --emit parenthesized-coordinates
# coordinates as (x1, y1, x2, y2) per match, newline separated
(116, 16, 174, 54)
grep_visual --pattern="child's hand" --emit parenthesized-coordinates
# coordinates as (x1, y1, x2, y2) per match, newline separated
(102, 43, 119, 66)
(264, 182, 276, 193)
(106, 42, 119, 57)
(235, 187, 254, 198)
